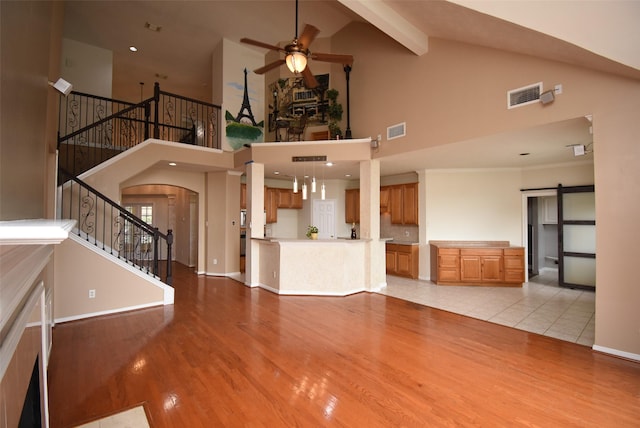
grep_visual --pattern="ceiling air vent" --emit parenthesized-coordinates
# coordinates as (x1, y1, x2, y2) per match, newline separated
(507, 82, 542, 109)
(387, 122, 406, 140)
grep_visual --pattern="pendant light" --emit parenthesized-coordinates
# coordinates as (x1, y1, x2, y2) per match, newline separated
(302, 181, 308, 200)
(311, 162, 316, 193)
(321, 162, 326, 200)
(293, 176, 298, 193)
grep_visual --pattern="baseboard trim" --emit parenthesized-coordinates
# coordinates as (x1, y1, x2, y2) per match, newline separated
(258, 283, 366, 296)
(592, 345, 640, 362)
(55, 301, 164, 324)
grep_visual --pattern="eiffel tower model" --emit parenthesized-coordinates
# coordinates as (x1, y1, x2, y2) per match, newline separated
(235, 68, 258, 126)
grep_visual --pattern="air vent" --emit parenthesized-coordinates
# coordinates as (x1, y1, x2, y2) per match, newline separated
(387, 122, 406, 140)
(507, 82, 542, 109)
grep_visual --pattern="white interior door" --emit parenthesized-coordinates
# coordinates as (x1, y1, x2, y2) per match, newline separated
(313, 199, 336, 239)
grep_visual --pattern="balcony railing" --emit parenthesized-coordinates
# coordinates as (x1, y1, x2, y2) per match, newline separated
(58, 82, 221, 177)
(57, 168, 173, 285)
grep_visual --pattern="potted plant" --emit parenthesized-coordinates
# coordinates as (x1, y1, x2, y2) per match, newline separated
(306, 225, 319, 240)
(326, 88, 343, 139)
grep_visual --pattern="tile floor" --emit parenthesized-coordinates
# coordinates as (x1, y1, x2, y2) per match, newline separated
(380, 268, 595, 347)
(75, 405, 149, 428)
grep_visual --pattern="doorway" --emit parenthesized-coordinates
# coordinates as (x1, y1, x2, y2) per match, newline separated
(312, 199, 336, 239)
(522, 190, 558, 284)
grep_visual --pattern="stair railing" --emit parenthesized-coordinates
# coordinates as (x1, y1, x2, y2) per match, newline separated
(58, 83, 221, 177)
(57, 168, 173, 285)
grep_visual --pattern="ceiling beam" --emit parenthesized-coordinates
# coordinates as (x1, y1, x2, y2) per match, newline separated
(337, 0, 429, 56)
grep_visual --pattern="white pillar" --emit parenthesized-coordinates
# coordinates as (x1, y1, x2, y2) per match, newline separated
(246, 162, 264, 287)
(360, 159, 386, 291)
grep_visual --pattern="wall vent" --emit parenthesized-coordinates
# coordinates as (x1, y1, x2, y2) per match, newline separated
(507, 82, 542, 109)
(387, 122, 406, 140)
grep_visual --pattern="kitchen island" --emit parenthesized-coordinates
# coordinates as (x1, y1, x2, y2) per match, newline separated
(251, 237, 387, 295)
(430, 240, 525, 287)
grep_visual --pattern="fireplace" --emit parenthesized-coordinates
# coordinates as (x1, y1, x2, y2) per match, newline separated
(19, 357, 42, 428)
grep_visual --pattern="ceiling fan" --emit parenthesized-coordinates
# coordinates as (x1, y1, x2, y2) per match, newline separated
(240, 0, 353, 89)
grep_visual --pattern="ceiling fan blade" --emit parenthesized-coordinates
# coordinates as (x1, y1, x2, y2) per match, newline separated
(254, 59, 286, 74)
(301, 66, 318, 89)
(310, 52, 354, 66)
(298, 24, 320, 49)
(240, 38, 283, 52)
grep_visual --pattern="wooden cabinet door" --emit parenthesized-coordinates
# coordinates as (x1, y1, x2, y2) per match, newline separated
(277, 189, 292, 208)
(380, 186, 390, 214)
(390, 185, 404, 224)
(460, 255, 482, 282)
(345, 189, 360, 223)
(481, 256, 503, 282)
(265, 188, 277, 223)
(396, 252, 412, 277)
(385, 249, 397, 273)
(402, 183, 418, 225)
(291, 190, 303, 209)
(240, 184, 247, 209)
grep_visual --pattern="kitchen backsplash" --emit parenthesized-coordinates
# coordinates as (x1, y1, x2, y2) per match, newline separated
(380, 213, 419, 242)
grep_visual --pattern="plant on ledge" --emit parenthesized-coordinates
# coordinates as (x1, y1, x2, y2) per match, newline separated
(306, 225, 319, 239)
(326, 88, 343, 139)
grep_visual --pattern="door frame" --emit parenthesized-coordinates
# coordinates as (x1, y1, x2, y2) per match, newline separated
(521, 189, 557, 283)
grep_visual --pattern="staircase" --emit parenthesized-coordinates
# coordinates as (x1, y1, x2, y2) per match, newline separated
(56, 83, 222, 286)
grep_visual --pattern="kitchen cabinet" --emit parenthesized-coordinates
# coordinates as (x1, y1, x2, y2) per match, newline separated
(386, 243, 419, 279)
(240, 183, 247, 209)
(503, 247, 525, 284)
(380, 186, 390, 213)
(277, 188, 302, 209)
(542, 196, 558, 224)
(389, 183, 418, 225)
(265, 187, 277, 223)
(345, 188, 360, 223)
(460, 248, 503, 283)
(430, 241, 524, 286)
(433, 247, 460, 282)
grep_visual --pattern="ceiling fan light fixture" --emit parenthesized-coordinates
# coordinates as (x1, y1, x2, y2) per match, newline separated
(285, 50, 307, 74)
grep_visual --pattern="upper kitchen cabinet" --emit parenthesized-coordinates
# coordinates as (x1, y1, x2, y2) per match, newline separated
(277, 188, 303, 209)
(380, 186, 390, 214)
(390, 183, 418, 225)
(240, 183, 247, 209)
(265, 187, 277, 223)
(345, 188, 360, 223)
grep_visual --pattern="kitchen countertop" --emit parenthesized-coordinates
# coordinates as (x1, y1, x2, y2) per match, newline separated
(429, 240, 522, 248)
(385, 240, 419, 245)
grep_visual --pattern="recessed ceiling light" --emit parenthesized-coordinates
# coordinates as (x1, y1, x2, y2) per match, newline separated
(345, 174, 352, 177)
(129, 46, 138, 52)
(169, 162, 177, 166)
(519, 153, 530, 156)
(326, 162, 333, 167)
(273, 171, 280, 175)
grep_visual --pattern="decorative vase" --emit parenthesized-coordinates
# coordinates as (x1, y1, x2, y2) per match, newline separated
(310, 233, 318, 240)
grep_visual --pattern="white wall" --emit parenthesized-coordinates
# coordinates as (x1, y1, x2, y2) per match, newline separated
(424, 169, 524, 243)
(61, 38, 112, 97)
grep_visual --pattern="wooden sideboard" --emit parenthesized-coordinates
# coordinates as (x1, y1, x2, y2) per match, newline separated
(430, 241, 525, 286)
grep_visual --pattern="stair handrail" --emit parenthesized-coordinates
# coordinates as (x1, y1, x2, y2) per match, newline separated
(58, 168, 173, 285)
(58, 96, 154, 145)
(57, 82, 222, 177)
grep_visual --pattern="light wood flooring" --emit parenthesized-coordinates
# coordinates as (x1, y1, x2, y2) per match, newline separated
(48, 263, 640, 427)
